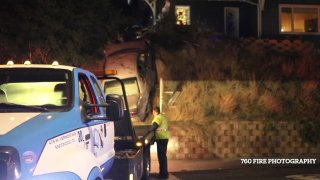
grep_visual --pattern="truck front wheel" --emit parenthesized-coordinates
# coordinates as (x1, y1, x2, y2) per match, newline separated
(142, 148, 151, 180)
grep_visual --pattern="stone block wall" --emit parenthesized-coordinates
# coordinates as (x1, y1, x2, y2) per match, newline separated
(165, 121, 320, 160)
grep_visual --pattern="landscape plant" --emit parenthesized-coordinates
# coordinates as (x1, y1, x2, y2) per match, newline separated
(158, 36, 320, 136)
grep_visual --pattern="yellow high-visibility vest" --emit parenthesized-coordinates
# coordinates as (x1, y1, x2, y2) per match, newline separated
(152, 114, 169, 139)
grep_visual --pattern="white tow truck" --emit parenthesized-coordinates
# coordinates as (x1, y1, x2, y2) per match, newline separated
(0, 61, 124, 179)
(83, 58, 156, 179)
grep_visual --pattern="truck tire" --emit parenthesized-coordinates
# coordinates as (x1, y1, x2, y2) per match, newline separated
(142, 147, 151, 180)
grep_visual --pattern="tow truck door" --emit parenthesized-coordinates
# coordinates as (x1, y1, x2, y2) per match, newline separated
(77, 72, 114, 164)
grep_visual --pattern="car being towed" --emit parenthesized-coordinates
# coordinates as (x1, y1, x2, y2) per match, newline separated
(101, 40, 157, 122)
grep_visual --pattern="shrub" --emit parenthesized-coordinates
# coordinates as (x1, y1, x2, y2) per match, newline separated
(156, 37, 320, 125)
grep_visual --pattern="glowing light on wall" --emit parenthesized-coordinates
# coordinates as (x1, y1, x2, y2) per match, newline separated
(150, 137, 180, 160)
(167, 137, 179, 152)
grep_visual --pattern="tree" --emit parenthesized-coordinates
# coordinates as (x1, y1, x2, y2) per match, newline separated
(0, 0, 133, 65)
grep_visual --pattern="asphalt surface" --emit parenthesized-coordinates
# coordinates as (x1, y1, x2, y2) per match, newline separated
(150, 157, 320, 180)
(170, 164, 320, 180)
(150, 158, 240, 180)
(150, 159, 239, 173)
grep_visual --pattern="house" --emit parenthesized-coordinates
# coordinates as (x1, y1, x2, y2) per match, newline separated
(262, 0, 320, 45)
(172, 0, 262, 38)
(156, 0, 320, 45)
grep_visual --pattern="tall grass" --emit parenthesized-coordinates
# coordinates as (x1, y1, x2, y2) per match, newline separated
(159, 37, 320, 124)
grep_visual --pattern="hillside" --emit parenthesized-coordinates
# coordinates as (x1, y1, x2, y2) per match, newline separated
(157, 37, 320, 125)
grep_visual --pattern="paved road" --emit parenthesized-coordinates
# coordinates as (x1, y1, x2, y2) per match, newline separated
(170, 164, 320, 180)
(150, 159, 320, 180)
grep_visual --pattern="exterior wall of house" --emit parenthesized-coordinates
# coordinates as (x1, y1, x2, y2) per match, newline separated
(175, 1, 258, 37)
(162, 0, 319, 46)
(262, 0, 320, 47)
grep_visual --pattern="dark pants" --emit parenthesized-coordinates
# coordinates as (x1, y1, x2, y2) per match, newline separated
(156, 139, 169, 177)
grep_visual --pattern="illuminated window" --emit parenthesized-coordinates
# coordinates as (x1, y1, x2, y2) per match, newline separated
(175, 6, 191, 25)
(280, 5, 319, 33)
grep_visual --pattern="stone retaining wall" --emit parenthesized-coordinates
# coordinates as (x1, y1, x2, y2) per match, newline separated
(165, 121, 320, 160)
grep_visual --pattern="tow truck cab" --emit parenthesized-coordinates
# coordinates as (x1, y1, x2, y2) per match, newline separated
(0, 61, 123, 180)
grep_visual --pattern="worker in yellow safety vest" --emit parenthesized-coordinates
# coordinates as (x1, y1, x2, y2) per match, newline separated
(151, 106, 169, 179)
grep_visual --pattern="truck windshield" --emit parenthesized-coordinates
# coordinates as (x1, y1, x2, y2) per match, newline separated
(0, 68, 73, 112)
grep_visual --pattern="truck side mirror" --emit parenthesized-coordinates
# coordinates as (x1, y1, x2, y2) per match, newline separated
(106, 94, 124, 121)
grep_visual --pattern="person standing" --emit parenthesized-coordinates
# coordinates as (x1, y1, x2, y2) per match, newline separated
(151, 106, 169, 179)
